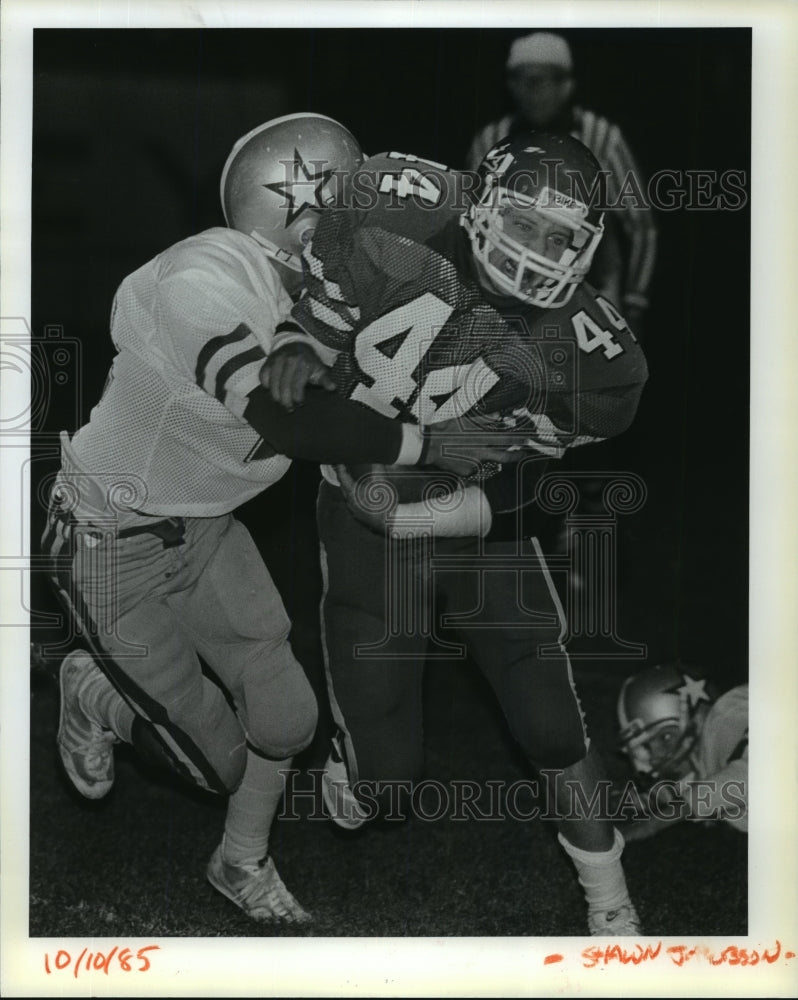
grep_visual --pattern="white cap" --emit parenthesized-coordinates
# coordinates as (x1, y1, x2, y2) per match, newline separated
(506, 32, 573, 72)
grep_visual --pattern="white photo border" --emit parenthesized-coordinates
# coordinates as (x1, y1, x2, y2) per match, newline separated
(2, 1, 797, 996)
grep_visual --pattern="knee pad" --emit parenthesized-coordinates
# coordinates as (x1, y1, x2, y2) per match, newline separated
(242, 652, 319, 758)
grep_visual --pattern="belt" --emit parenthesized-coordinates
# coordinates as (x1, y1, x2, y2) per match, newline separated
(64, 514, 187, 549)
(117, 517, 186, 548)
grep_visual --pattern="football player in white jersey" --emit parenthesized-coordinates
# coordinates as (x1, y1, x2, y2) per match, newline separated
(42, 113, 522, 924)
(617, 663, 748, 839)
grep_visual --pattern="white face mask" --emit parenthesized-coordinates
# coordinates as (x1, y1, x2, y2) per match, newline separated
(463, 186, 603, 308)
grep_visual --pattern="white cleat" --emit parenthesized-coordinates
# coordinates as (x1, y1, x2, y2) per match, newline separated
(321, 733, 370, 830)
(207, 844, 311, 923)
(57, 650, 117, 799)
(588, 902, 643, 936)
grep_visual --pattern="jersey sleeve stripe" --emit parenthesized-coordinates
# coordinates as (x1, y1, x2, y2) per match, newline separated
(307, 295, 358, 333)
(275, 320, 307, 337)
(303, 246, 343, 297)
(195, 323, 252, 388)
(303, 246, 362, 316)
(214, 344, 267, 403)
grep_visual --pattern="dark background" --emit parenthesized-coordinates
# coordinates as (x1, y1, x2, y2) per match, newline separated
(28, 27, 751, 938)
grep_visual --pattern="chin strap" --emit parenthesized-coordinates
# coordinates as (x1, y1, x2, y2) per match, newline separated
(248, 231, 302, 272)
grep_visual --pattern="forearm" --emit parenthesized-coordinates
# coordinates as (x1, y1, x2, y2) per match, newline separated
(244, 385, 424, 466)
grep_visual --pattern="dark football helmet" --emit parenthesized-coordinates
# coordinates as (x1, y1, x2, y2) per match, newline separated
(220, 113, 364, 272)
(462, 132, 605, 308)
(617, 662, 717, 780)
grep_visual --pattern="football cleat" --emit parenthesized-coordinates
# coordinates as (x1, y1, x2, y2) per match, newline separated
(321, 732, 371, 831)
(206, 844, 311, 923)
(57, 650, 117, 799)
(588, 902, 642, 936)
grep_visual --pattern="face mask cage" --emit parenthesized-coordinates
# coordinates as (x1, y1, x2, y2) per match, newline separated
(618, 679, 706, 779)
(464, 184, 604, 308)
(619, 717, 697, 778)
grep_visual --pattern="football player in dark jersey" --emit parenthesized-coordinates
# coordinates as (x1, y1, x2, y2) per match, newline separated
(466, 32, 657, 333)
(263, 132, 648, 935)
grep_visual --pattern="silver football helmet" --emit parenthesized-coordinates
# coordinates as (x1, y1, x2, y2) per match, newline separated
(220, 112, 364, 271)
(617, 662, 717, 780)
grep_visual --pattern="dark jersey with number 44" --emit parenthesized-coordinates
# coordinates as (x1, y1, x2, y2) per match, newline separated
(292, 152, 648, 514)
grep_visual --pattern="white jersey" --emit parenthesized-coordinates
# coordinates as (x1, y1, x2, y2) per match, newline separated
(69, 228, 293, 518)
(692, 684, 748, 832)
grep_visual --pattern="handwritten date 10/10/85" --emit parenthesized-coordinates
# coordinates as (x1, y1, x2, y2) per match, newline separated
(44, 945, 159, 977)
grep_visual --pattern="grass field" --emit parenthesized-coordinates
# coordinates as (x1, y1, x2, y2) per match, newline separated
(25, 274, 751, 944)
(29, 657, 747, 940)
(28, 455, 748, 941)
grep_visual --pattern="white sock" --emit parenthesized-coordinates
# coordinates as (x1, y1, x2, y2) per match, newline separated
(558, 827, 631, 911)
(75, 652, 134, 743)
(222, 751, 291, 867)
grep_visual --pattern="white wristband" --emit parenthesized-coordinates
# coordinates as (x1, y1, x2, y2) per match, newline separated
(394, 425, 425, 466)
(387, 485, 492, 538)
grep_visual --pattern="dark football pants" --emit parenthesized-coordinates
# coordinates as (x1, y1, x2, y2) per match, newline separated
(317, 481, 588, 795)
(44, 506, 318, 795)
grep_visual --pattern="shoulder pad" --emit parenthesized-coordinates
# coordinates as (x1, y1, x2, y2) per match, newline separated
(348, 152, 472, 241)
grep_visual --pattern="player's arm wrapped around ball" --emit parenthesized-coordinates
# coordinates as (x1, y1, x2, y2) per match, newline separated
(335, 463, 494, 538)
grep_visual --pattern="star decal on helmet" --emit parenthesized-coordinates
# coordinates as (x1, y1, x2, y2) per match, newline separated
(677, 673, 711, 708)
(263, 148, 335, 228)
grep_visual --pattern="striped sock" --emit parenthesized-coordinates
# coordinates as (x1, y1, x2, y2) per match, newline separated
(76, 653, 134, 743)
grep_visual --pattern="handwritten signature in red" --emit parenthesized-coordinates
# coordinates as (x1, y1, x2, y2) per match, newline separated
(44, 945, 159, 978)
(543, 940, 795, 968)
